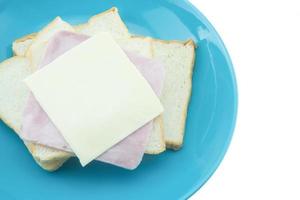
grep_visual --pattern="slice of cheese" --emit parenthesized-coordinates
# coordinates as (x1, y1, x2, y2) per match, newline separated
(24, 32, 163, 166)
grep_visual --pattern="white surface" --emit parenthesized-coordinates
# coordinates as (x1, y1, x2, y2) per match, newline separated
(190, 0, 300, 199)
(25, 33, 163, 166)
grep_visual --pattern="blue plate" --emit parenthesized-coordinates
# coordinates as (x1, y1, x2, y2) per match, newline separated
(0, 0, 237, 199)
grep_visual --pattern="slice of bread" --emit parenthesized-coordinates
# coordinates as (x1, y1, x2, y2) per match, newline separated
(0, 57, 73, 171)
(0, 57, 31, 132)
(3, 8, 165, 171)
(151, 39, 196, 149)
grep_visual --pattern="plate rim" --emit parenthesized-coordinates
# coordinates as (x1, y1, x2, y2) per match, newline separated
(180, 0, 238, 198)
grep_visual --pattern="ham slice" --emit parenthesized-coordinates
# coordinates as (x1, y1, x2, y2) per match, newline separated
(20, 31, 165, 169)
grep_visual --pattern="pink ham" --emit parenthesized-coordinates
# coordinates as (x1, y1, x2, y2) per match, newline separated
(21, 31, 165, 169)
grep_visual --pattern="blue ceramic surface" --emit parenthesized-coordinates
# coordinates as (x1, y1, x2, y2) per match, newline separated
(0, 0, 238, 199)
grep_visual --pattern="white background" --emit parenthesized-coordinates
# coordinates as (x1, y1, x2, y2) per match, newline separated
(189, 0, 300, 199)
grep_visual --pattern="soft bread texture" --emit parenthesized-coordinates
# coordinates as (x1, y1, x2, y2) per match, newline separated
(0, 57, 31, 132)
(117, 36, 152, 58)
(24, 141, 72, 171)
(0, 57, 71, 171)
(74, 7, 130, 39)
(4, 8, 166, 171)
(152, 39, 195, 149)
(12, 33, 36, 57)
(146, 116, 165, 154)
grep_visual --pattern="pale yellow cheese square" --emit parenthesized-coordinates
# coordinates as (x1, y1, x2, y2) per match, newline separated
(24, 32, 163, 166)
